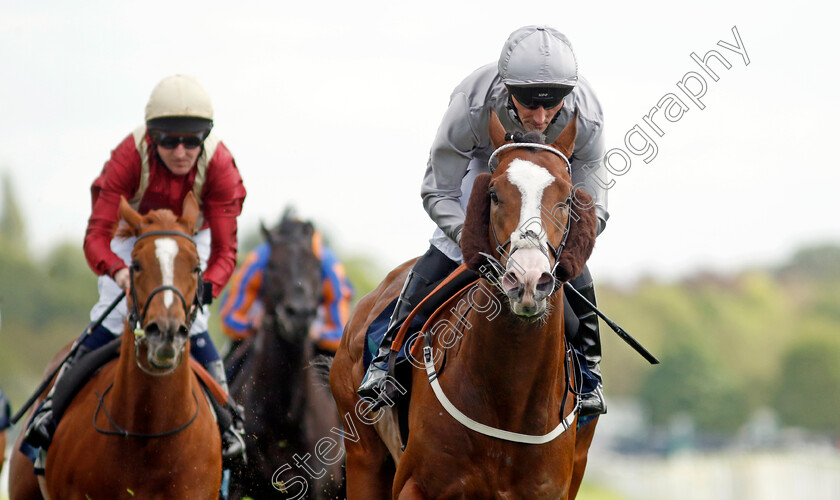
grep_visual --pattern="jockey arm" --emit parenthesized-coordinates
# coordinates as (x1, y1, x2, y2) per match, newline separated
(199, 143, 246, 296)
(315, 245, 354, 351)
(84, 135, 143, 281)
(219, 243, 270, 340)
(421, 92, 480, 245)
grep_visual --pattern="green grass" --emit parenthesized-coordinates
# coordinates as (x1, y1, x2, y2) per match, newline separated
(577, 481, 631, 500)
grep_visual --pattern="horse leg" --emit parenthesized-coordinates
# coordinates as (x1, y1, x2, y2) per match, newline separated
(8, 430, 45, 500)
(568, 416, 599, 499)
(331, 353, 394, 499)
(342, 411, 395, 500)
(8, 349, 69, 500)
(396, 478, 426, 500)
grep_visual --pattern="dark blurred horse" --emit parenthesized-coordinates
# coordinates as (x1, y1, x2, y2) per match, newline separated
(9, 193, 222, 499)
(226, 215, 345, 499)
(331, 112, 600, 499)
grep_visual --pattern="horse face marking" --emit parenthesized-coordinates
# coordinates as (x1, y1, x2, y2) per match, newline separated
(154, 238, 179, 308)
(501, 159, 555, 316)
(505, 159, 554, 250)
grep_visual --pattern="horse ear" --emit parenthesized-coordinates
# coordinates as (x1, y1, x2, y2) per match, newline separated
(460, 173, 493, 273)
(489, 111, 508, 150)
(260, 220, 276, 246)
(551, 110, 579, 160)
(179, 191, 199, 233)
(119, 196, 144, 234)
(554, 187, 598, 282)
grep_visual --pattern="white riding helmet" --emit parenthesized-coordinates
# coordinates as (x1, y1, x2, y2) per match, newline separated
(145, 74, 214, 133)
(498, 25, 578, 87)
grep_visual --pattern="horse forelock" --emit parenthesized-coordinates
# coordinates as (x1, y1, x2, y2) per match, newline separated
(116, 209, 184, 239)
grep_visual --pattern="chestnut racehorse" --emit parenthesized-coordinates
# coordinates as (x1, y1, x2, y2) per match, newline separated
(9, 192, 222, 499)
(331, 112, 599, 499)
(226, 216, 345, 499)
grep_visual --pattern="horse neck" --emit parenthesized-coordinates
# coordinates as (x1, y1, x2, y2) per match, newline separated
(456, 292, 567, 422)
(253, 317, 310, 425)
(109, 328, 195, 433)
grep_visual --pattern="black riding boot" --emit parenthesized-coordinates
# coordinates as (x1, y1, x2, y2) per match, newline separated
(23, 344, 92, 449)
(204, 359, 246, 464)
(357, 269, 422, 408)
(358, 245, 458, 409)
(566, 268, 606, 418)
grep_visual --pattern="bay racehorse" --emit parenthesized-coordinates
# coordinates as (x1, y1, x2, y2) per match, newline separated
(330, 112, 599, 499)
(225, 215, 345, 499)
(9, 192, 222, 499)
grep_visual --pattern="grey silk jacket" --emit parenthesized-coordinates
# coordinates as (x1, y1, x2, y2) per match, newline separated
(421, 63, 610, 262)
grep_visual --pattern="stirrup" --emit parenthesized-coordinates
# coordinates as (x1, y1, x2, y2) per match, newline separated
(222, 403, 247, 466)
(357, 363, 390, 401)
(578, 385, 606, 418)
(23, 400, 57, 449)
(222, 427, 247, 464)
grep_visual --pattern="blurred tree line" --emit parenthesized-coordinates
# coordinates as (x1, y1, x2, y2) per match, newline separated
(1, 172, 839, 441)
(599, 244, 840, 439)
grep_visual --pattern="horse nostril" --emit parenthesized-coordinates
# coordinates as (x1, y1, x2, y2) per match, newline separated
(502, 272, 520, 297)
(534, 272, 556, 299)
(177, 324, 189, 337)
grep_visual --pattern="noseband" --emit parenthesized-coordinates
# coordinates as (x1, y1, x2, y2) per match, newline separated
(482, 142, 574, 294)
(128, 230, 205, 339)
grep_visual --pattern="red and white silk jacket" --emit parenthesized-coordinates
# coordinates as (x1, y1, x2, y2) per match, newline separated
(84, 126, 247, 296)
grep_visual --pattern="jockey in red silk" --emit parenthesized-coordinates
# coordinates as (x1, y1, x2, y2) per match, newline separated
(359, 26, 611, 418)
(24, 74, 247, 463)
(219, 229, 354, 354)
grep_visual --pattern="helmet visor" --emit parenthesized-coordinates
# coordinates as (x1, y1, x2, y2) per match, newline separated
(507, 85, 574, 110)
(146, 116, 213, 134)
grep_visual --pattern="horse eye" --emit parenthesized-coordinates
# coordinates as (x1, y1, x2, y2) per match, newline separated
(489, 190, 499, 204)
(131, 262, 142, 272)
(193, 266, 201, 274)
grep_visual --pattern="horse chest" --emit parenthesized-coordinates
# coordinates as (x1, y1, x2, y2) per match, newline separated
(401, 432, 572, 499)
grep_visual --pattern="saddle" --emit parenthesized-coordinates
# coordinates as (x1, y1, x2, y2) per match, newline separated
(48, 339, 232, 438)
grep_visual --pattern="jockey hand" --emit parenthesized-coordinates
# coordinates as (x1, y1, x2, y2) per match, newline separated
(114, 267, 131, 294)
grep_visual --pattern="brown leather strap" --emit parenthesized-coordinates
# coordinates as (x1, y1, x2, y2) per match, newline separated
(408, 280, 480, 360)
(389, 264, 477, 353)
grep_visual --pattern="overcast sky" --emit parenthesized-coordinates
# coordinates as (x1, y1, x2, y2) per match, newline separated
(1, 0, 838, 285)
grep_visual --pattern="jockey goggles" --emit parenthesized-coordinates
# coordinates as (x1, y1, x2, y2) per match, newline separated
(507, 85, 574, 110)
(148, 129, 210, 150)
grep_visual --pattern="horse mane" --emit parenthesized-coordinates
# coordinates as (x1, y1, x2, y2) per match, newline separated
(508, 130, 545, 145)
(116, 209, 180, 238)
(461, 173, 493, 272)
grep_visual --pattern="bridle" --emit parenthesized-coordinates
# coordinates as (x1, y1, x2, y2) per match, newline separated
(127, 230, 205, 377)
(127, 230, 205, 339)
(482, 141, 574, 295)
(93, 228, 204, 437)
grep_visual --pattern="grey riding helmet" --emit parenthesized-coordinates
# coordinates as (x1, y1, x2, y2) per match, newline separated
(498, 25, 578, 108)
